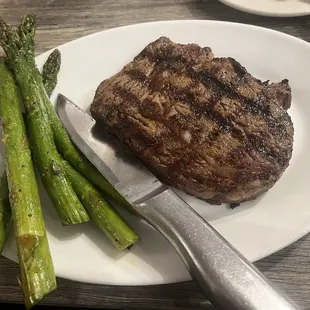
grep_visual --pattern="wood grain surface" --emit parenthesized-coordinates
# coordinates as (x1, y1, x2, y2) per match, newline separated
(1, 1, 310, 309)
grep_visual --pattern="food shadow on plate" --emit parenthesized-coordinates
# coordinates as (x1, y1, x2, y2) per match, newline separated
(108, 203, 188, 277)
(79, 219, 129, 261)
(70, 198, 182, 269)
(212, 193, 266, 221)
(170, 183, 266, 223)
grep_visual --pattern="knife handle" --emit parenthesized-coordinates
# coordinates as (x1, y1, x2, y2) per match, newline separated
(134, 189, 299, 310)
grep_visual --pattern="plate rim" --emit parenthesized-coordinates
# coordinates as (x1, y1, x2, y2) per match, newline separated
(218, 0, 310, 17)
(36, 20, 310, 61)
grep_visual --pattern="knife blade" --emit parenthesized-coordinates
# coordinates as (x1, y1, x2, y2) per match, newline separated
(57, 93, 300, 310)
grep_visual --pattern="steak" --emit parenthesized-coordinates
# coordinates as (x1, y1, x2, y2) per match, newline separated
(90, 37, 294, 205)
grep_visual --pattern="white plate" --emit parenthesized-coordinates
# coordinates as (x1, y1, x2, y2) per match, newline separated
(219, 0, 310, 17)
(2, 20, 310, 286)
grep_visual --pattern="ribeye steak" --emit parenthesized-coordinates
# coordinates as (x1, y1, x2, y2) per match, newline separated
(90, 37, 294, 205)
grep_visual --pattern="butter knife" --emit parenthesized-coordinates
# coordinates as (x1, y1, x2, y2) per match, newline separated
(57, 93, 300, 310)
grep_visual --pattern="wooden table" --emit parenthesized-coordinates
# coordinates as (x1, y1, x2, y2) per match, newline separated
(1, 1, 310, 309)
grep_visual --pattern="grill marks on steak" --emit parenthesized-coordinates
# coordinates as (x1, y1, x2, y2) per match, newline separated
(90, 37, 294, 204)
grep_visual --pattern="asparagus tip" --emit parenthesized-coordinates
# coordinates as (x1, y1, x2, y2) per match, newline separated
(20, 13, 37, 36)
(52, 48, 61, 56)
(46, 48, 61, 65)
(0, 17, 8, 43)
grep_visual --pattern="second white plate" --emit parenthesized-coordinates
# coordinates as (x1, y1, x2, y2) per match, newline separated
(219, 0, 310, 17)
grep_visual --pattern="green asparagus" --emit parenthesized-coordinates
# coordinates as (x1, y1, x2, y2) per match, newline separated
(0, 171, 11, 254)
(42, 49, 61, 97)
(0, 58, 56, 309)
(0, 15, 90, 225)
(61, 160, 138, 250)
(40, 38, 133, 211)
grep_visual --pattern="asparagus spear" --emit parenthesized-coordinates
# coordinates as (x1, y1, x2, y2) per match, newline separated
(42, 49, 61, 97)
(0, 58, 56, 309)
(0, 171, 11, 254)
(40, 41, 133, 211)
(0, 15, 90, 225)
(62, 160, 138, 250)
